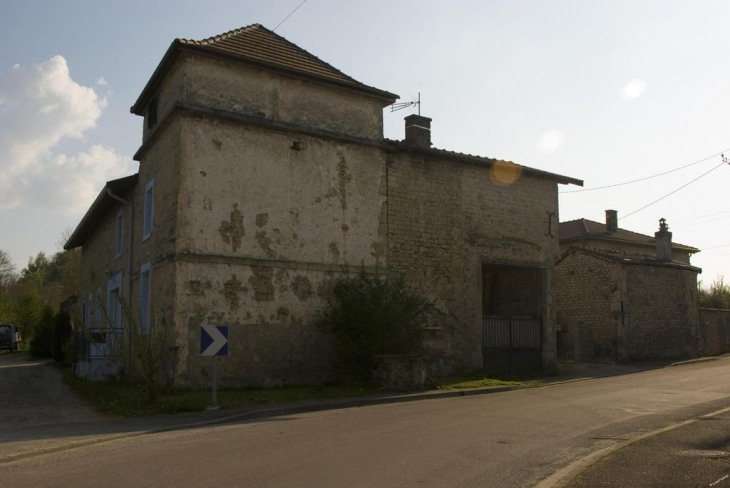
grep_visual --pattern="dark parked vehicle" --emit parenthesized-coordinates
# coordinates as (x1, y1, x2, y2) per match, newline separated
(0, 323, 21, 351)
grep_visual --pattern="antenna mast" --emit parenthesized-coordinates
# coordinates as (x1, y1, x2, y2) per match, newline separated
(390, 92, 421, 115)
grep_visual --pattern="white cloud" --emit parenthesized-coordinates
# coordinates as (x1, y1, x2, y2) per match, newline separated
(537, 129, 565, 153)
(620, 79, 647, 101)
(95, 77, 108, 86)
(0, 56, 134, 214)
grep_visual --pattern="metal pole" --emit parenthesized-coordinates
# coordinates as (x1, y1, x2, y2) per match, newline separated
(209, 356, 219, 410)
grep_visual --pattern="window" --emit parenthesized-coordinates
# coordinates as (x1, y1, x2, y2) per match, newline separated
(107, 273, 123, 330)
(140, 262, 151, 334)
(147, 97, 158, 129)
(115, 210, 123, 259)
(143, 178, 155, 241)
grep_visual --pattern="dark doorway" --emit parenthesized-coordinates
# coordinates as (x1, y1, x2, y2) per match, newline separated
(482, 264, 544, 375)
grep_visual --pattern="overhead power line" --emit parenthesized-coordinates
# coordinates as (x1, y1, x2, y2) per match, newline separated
(702, 243, 730, 251)
(561, 148, 730, 194)
(620, 161, 729, 220)
(273, 0, 309, 32)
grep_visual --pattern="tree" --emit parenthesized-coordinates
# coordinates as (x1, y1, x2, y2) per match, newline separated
(698, 276, 730, 310)
(0, 250, 16, 294)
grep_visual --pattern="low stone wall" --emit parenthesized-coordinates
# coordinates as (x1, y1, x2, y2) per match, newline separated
(374, 355, 426, 391)
(699, 308, 730, 357)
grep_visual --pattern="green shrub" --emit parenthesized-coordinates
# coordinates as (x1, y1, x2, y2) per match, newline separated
(318, 274, 431, 380)
(30, 305, 54, 358)
(698, 276, 730, 310)
(52, 310, 72, 362)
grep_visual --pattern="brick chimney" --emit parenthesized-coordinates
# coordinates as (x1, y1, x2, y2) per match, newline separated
(605, 209, 618, 233)
(404, 114, 432, 148)
(655, 218, 673, 262)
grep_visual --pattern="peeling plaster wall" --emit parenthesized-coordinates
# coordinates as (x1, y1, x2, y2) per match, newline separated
(177, 115, 387, 265)
(172, 111, 387, 386)
(386, 153, 561, 375)
(180, 53, 386, 141)
(175, 261, 340, 388)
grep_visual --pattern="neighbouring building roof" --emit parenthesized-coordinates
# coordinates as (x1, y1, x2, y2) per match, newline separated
(65, 174, 139, 250)
(131, 24, 398, 115)
(383, 139, 584, 186)
(560, 246, 702, 273)
(559, 218, 700, 253)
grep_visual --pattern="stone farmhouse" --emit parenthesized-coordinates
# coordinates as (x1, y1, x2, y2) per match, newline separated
(556, 211, 701, 362)
(65, 24, 582, 387)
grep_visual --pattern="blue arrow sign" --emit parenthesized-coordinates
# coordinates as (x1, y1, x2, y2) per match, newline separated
(200, 325, 228, 356)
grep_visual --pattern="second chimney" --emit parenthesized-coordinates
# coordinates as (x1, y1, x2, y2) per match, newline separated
(605, 209, 618, 233)
(404, 114, 432, 148)
(655, 218, 673, 262)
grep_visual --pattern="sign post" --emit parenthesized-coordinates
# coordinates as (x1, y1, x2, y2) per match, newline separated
(200, 325, 228, 410)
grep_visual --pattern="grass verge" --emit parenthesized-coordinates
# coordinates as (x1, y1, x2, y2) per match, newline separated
(63, 370, 381, 417)
(434, 374, 539, 390)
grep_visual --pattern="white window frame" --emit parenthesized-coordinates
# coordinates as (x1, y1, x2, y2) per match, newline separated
(115, 209, 123, 259)
(107, 272, 123, 330)
(140, 262, 152, 334)
(143, 178, 155, 241)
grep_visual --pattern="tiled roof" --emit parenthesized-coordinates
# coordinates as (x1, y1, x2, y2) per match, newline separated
(559, 218, 699, 253)
(178, 24, 359, 87)
(65, 174, 139, 250)
(132, 24, 397, 114)
(383, 139, 584, 186)
(561, 246, 702, 273)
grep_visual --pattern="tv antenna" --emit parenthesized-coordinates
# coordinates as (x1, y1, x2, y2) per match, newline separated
(390, 92, 421, 116)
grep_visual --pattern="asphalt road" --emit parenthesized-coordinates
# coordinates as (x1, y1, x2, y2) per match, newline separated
(570, 409, 730, 487)
(3, 358, 730, 487)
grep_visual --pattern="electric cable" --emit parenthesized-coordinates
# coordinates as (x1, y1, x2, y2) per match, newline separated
(560, 148, 730, 193)
(620, 161, 728, 220)
(273, 0, 309, 32)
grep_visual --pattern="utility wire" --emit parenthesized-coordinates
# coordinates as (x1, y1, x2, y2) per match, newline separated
(702, 243, 730, 251)
(561, 148, 730, 194)
(620, 161, 728, 220)
(273, 0, 309, 32)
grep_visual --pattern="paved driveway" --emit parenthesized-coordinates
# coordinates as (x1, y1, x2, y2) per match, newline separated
(0, 353, 105, 458)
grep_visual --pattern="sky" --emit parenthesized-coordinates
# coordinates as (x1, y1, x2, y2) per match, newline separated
(1, 0, 729, 285)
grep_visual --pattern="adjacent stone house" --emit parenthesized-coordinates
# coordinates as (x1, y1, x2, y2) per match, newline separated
(66, 24, 582, 387)
(556, 211, 701, 362)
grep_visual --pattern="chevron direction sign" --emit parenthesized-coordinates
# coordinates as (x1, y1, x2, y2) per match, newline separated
(200, 325, 228, 356)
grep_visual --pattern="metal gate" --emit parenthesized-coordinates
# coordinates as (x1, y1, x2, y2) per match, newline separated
(483, 316, 542, 375)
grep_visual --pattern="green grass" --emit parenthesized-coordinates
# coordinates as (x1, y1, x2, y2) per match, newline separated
(63, 370, 381, 417)
(434, 374, 538, 390)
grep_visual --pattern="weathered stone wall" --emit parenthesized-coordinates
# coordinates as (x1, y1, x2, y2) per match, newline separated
(171, 113, 387, 387)
(386, 152, 561, 375)
(179, 53, 387, 141)
(78, 197, 129, 322)
(176, 115, 387, 266)
(77, 117, 181, 366)
(174, 259, 346, 388)
(698, 308, 730, 357)
(622, 265, 698, 361)
(555, 251, 618, 360)
(142, 58, 186, 144)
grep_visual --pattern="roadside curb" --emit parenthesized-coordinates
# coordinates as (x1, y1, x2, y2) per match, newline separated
(669, 356, 724, 367)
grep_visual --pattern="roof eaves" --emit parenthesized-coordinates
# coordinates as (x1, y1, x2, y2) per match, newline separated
(131, 41, 183, 115)
(65, 174, 139, 250)
(384, 140, 583, 186)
